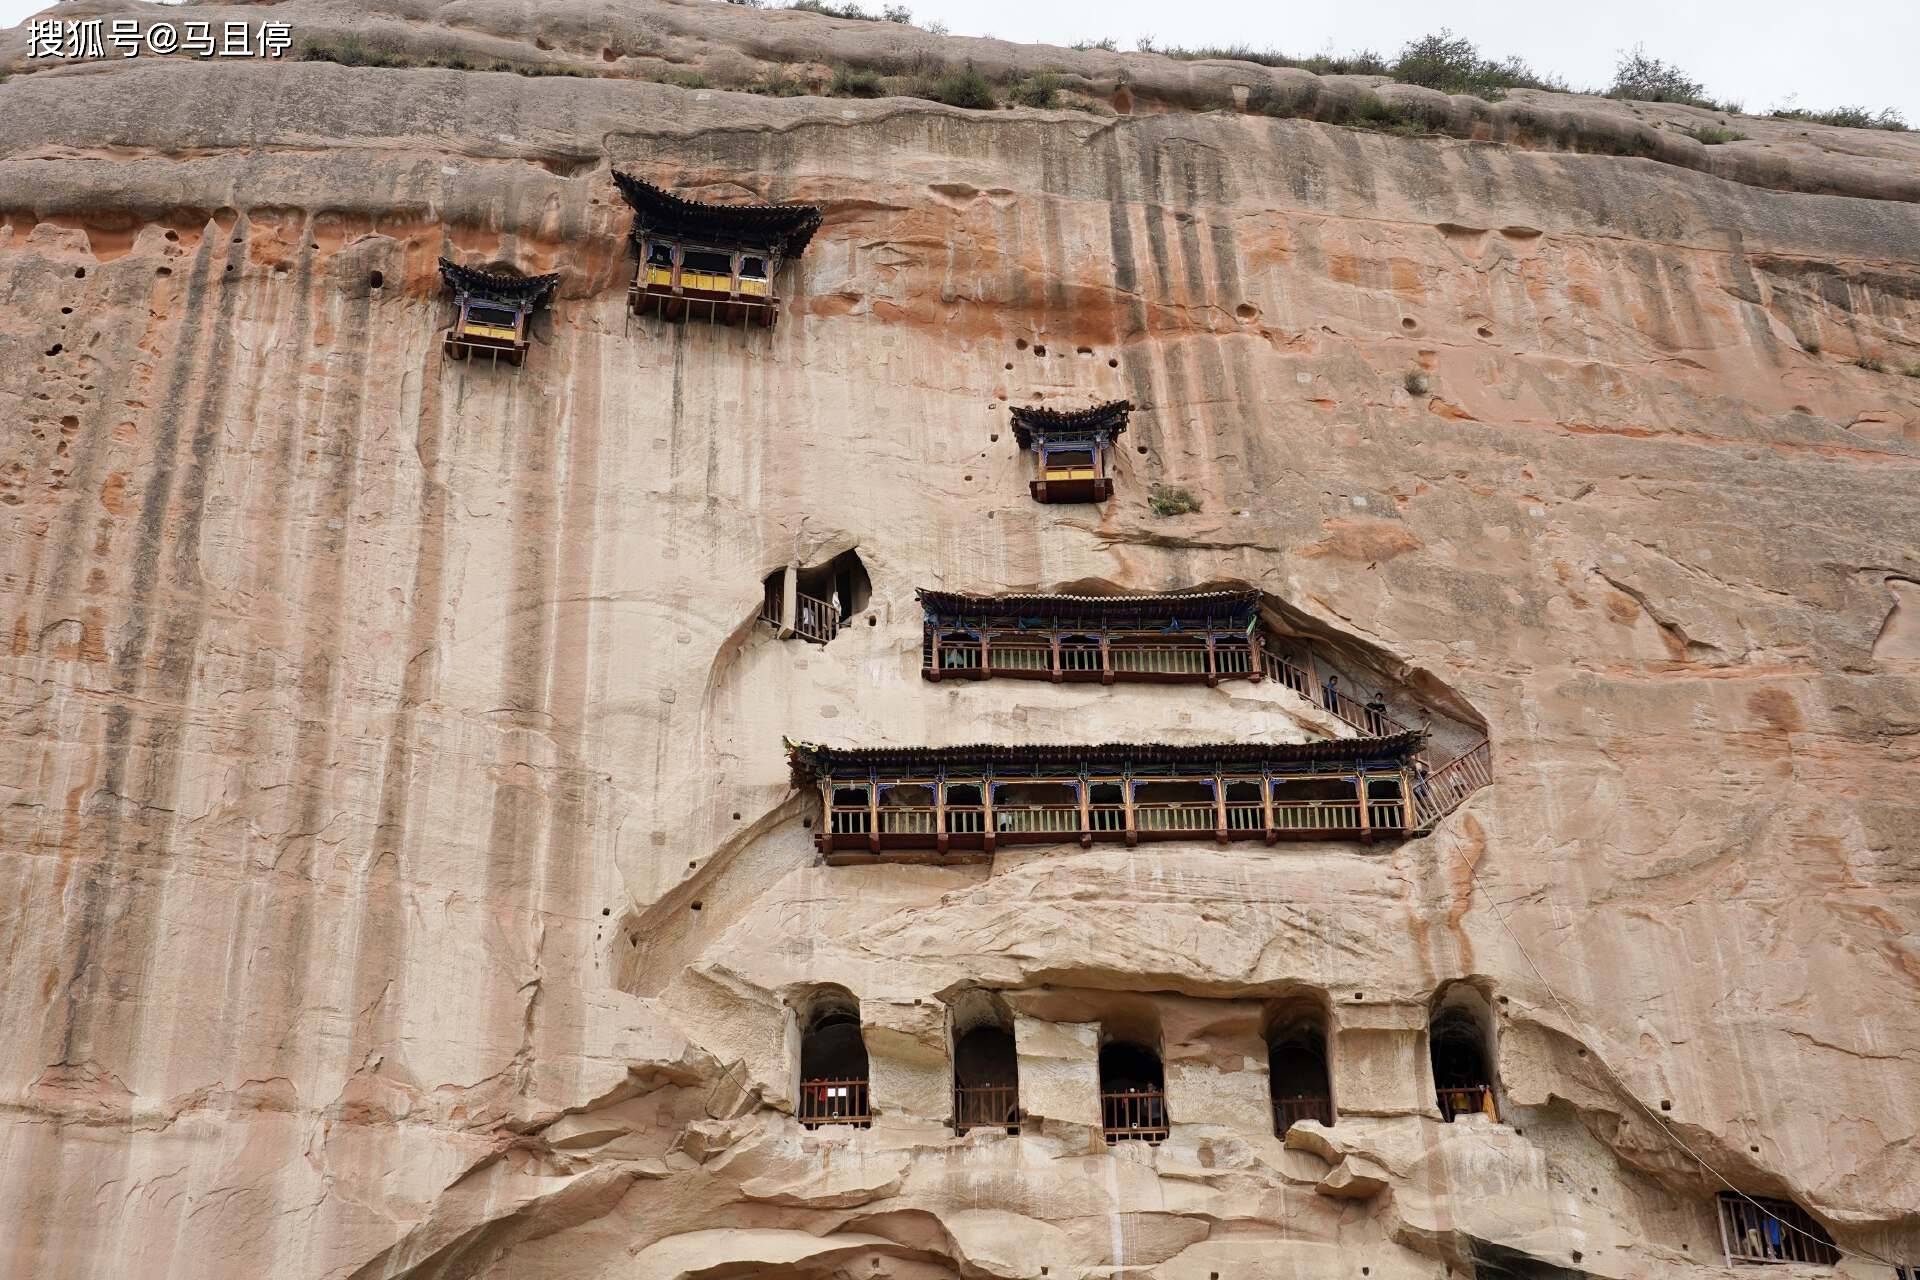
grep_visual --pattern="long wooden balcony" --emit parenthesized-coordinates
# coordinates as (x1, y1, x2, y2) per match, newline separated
(1716, 1192, 1840, 1267)
(790, 739, 1427, 863)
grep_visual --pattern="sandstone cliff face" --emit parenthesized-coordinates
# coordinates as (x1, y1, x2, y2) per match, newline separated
(2, 3, 1918, 1278)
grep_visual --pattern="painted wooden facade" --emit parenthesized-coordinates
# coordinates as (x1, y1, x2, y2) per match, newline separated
(788, 736, 1427, 863)
(919, 588, 1263, 686)
(615, 172, 822, 327)
(1011, 401, 1131, 503)
(438, 259, 560, 367)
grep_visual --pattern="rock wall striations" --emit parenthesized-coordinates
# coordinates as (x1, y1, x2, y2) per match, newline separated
(1, 2, 1918, 1278)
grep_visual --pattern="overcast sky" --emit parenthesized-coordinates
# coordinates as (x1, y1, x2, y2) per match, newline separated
(5, 0, 1916, 120)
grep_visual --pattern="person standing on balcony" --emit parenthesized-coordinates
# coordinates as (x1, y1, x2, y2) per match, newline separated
(1322, 672, 1340, 712)
(1365, 690, 1389, 735)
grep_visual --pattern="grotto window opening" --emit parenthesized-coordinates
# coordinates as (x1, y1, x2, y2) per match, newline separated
(1430, 985, 1500, 1122)
(1715, 1192, 1839, 1266)
(763, 551, 870, 645)
(438, 258, 559, 370)
(798, 988, 871, 1128)
(1267, 1015, 1334, 1134)
(1100, 1040, 1169, 1143)
(951, 1001, 1021, 1134)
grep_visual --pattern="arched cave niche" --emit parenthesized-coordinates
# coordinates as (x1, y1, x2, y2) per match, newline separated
(796, 984, 871, 1128)
(796, 548, 871, 624)
(948, 987, 1021, 1133)
(1099, 1016, 1168, 1143)
(1265, 994, 1334, 1134)
(1430, 980, 1500, 1122)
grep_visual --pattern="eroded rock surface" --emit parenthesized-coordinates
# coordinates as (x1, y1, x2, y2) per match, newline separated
(1, 2, 1917, 1278)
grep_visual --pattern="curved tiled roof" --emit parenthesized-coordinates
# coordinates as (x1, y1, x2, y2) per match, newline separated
(916, 588, 1259, 626)
(787, 733, 1426, 784)
(1009, 399, 1132, 447)
(613, 171, 823, 257)
(437, 259, 560, 306)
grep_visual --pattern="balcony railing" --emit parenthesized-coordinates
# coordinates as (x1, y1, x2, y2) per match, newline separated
(792, 591, 840, 644)
(1272, 1096, 1334, 1133)
(1437, 1085, 1497, 1122)
(822, 794, 1408, 856)
(799, 1077, 871, 1128)
(1717, 1193, 1840, 1266)
(926, 633, 1259, 685)
(953, 1084, 1022, 1133)
(1101, 1089, 1170, 1143)
(1414, 739, 1492, 829)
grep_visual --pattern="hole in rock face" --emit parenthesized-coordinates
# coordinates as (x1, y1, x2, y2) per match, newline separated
(1004, 362, 1013, 370)
(964, 474, 973, 481)
(1015, 338, 1028, 350)
(601, 47, 618, 61)
(46, 344, 62, 356)
(802, 818, 813, 828)
(1108, 357, 1119, 367)
(732, 812, 741, 820)
(1235, 303, 1258, 320)
(1477, 326, 1492, 338)
(60, 307, 72, 314)
(1571, 1252, 1582, 1263)
(1661, 1099, 1672, 1110)
(74, 267, 86, 279)
(165, 229, 179, 242)
(690, 901, 702, 911)
(867, 616, 876, 626)
(1136, 444, 1148, 454)
(369, 270, 384, 289)
(1750, 1144, 1760, 1153)
(1401, 317, 1416, 329)
(1078, 346, 1092, 355)
(990, 433, 998, 442)
(601, 908, 610, 916)
(1034, 344, 1047, 356)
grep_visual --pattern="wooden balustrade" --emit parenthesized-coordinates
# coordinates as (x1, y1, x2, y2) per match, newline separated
(926, 632, 1258, 684)
(1437, 1085, 1497, 1122)
(1272, 1096, 1334, 1133)
(1101, 1090, 1170, 1142)
(953, 1084, 1022, 1133)
(762, 580, 783, 629)
(1413, 739, 1492, 828)
(792, 591, 840, 644)
(1716, 1193, 1840, 1267)
(823, 791, 1412, 858)
(799, 1077, 871, 1128)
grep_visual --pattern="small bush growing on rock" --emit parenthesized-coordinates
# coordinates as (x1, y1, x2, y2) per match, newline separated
(1392, 29, 1560, 100)
(1801, 337, 1821, 354)
(829, 65, 886, 97)
(1403, 370, 1430, 395)
(1772, 105, 1908, 131)
(1353, 97, 1432, 136)
(1007, 73, 1062, 109)
(1608, 46, 1712, 106)
(1687, 125, 1746, 145)
(1149, 484, 1202, 517)
(662, 70, 709, 89)
(747, 74, 809, 96)
(1903, 364, 1920, 379)
(301, 36, 416, 68)
(1073, 37, 1119, 52)
(1853, 355, 1887, 373)
(919, 63, 996, 110)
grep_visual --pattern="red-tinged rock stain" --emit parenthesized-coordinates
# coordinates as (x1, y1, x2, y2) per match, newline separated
(99, 473, 127, 515)
(1446, 815, 1488, 967)
(1298, 519, 1424, 562)
(1746, 687, 1804, 735)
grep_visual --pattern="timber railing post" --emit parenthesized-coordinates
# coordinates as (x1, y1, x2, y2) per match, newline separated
(1100, 634, 1114, 685)
(1261, 766, 1275, 844)
(1355, 773, 1372, 844)
(1205, 635, 1219, 687)
(935, 768, 949, 854)
(1123, 770, 1138, 846)
(1212, 771, 1227, 843)
(779, 563, 798, 640)
(1077, 775, 1092, 847)
(1051, 633, 1063, 682)
(867, 768, 880, 854)
(982, 769, 996, 853)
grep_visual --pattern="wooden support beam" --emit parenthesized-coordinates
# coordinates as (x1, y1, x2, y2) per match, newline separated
(867, 768, 880, 854)
(1078, 775, 1092, 848)
(1212, 771, 1228, 844)
(1355, 773, 1371, 845)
